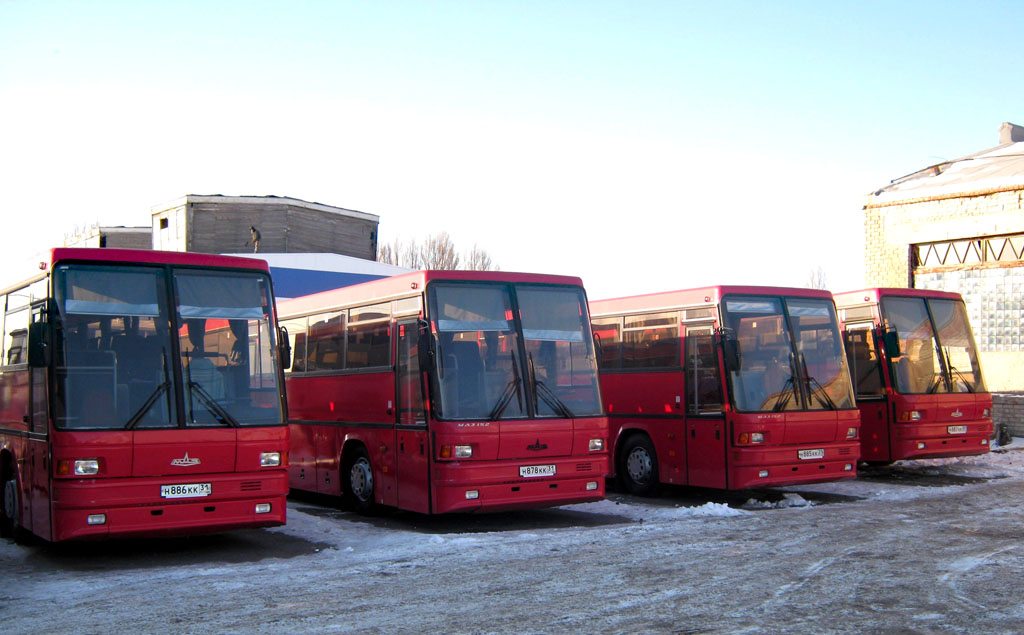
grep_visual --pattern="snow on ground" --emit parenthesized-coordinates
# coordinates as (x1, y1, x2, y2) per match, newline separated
(5, 442, 1024, 632)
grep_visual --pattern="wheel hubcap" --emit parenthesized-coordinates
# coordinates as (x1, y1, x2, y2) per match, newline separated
(625, 448, 652, 484)
(350, 458, 373, 501)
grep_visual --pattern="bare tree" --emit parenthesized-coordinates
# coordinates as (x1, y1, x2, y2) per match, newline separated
(378, 233, 498, 271)
(464, 244, 498, 271)
(806, 265, 828, 290)
(419, 232, 460, 269)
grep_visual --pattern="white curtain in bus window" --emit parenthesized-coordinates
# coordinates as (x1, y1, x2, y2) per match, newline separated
(60, 269, 161, 316)
(434, 285, 512, 332)
(175, 273, 265, 319)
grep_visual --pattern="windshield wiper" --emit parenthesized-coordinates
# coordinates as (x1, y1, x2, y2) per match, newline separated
(771, 375, 798, 412)
(947, 364, 975, 393)
(188, 381, 240, 427)
(126, 381, 170, 429)
(801, 353, 837, 410)
(528, 352, 574, 418)
(488, 352, 523, 420)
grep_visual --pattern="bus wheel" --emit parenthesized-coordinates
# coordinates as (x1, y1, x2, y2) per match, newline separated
(620, 434, 659, 496)
(343, 448, 376, 514)
(1, 476, 21, 539)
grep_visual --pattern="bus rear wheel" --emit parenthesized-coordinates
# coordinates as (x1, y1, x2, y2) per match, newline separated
(1, 476, 22, 540)
(619, 434, 659, 496)
(343, 448, 376, 514)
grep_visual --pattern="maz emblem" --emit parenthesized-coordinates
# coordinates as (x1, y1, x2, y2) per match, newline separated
(950, 409, 963, 418)
(171, 452, 201, 467)
(527, 439, 548, 451)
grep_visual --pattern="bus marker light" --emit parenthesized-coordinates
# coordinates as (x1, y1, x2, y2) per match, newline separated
(260, 452, 282, 467)
(846, 427, 858, 439)
(255, 503, 272, 514)
(454, 445, 472, 458)
(982, 439, 988, 445)
(844, 464, 853, 471)
(917, 442, 926, 449)
(589, 438, 604, 452)
(74, 459, 100, 476)
(586, 481, 598, 491)
(900, 410, 922, 422)
(87, 514, 106, 525)
(758, 470, 769, 478)
(440, 446, 452, 459)
(465, 490, 479, 500)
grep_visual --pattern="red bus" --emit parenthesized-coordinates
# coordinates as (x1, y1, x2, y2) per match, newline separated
(277, 270, 608, 513)
(0, 248, 289, 542)
(834, 288, 992, 463)
(589, 286, 860, 494)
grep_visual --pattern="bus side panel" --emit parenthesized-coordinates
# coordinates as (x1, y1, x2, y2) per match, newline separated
(600, 371, 682, 417)
(686, 417, 727, 488)
(287, 422, 317, 491)
(29, 436, 52, 541)
(858, 399, 891, 462)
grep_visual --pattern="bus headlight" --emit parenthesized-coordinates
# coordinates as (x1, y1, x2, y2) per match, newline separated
(75, 459, 100, 476)
(589, 438, 605, 452)
(260, 452, 282, 467)
(739, 432, 765, 444)
(255, 503, 272, 514)
(899, 410, 922, 422)
(86, 514, 106, 525)
(846, 427, 858, 439)
(454, 445, 473, 458)
(982, 408, 991, 418)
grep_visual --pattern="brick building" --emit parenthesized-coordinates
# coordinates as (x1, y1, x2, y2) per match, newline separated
(863, 122, 1024, 432)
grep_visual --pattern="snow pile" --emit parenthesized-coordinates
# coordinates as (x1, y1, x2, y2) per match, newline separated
(673, 501, 748, 517)
(742, 493, 810, 510)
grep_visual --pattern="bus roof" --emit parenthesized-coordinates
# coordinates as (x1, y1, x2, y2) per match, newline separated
(279, 269, 586, 317)
(833, 287, 965, 307)
(47, 248, 272, 273)
(589, 285, 834, 317)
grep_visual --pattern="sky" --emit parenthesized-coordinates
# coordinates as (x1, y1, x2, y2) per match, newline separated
(2, 1, 1023, 299)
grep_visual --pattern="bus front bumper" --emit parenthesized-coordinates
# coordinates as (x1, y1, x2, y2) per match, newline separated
(729, 441, 861, 489)
(50, 470, 288, 541)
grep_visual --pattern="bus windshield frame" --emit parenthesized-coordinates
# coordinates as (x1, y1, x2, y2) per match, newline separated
(426, 281, 602, 421)
(881, 296, 987, 395)
(52, 263, 284, 430)
(721, 294, 855, 413)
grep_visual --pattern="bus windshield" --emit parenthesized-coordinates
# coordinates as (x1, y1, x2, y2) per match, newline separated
(722, 296, 854, 412)
(428, 282, 602, 420)
(882, 296, 986, 394)
(53, 264, 283, 429)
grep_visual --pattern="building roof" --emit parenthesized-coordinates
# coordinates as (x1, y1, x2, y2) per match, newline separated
(868, 122, 1024, 206)
(151, 194, 379, 223)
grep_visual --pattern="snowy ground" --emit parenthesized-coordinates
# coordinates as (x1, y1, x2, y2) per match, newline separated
(5, 441, 1024, 633)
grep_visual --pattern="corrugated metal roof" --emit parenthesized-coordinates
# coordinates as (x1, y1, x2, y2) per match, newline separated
(868, 123, 1024, 206)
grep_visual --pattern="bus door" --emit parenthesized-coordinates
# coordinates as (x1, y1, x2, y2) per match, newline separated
(843, 324, 889, 462)
(396, 319, 430, 513)
(28, 302, 52, 540)
(684, 326, 727, 488)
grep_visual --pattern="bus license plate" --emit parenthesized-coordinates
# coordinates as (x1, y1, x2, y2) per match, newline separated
(798, 449, 825, 460)
(520, 464, 556, 478)
(948, 425, 968, 435)
(161, 482, 212, 498)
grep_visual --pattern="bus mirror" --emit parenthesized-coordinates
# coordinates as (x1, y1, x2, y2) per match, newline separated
(278, 326, 292, 370)
(418, 319, 435, 371)
(722, 337, 739, 371)
(28, 322, 51, 367)
(882, 329, 900, 358)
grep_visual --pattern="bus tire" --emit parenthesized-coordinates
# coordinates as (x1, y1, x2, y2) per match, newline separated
(1, 474, 23, 541)
(619, 434, 659, 496)
(343, 447, 376, 514)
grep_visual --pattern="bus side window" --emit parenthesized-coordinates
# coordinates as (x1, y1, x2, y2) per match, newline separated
(685, 330, 723, 414)
(590, 317, 622, 370)
(279, 318, 308, 373)
(843, 327, 884, 398)
(4, 308, 28, 366)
